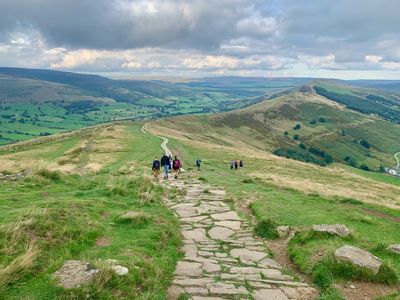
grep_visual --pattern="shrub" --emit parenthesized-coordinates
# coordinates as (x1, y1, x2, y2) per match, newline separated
(293, 124, 301, 130)
(359, 164, 370, 171)
(36, 169, 62, 182)
(299, 143, 306, 150)
(254, 217, 279, 239)
(310, 119, 317, 125)
(293, 134, 300, 141)
(242, 178, 254, 184)
(360, 139, 371, 149)
(344, 156, 357, 167)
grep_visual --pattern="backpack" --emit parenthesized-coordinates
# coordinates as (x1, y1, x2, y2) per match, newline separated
(173, 159, 181, 169)
(153, 160, 160, 169)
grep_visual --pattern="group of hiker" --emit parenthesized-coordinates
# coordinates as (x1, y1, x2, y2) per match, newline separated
(152, 155, 243, 180)
(230, 160, 243, 170)
(152, 154, 182, 180)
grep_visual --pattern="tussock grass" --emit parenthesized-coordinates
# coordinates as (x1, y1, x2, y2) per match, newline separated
(253, 217, 279, 239)
(36, 169, 62, 182)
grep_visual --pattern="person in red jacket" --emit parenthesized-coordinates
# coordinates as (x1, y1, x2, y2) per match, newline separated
(172, 155, 182, 179)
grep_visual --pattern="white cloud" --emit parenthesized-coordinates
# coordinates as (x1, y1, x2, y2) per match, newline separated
(365, 55, 383, 64)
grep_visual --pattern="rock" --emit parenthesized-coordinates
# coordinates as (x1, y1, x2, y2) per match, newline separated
(210, 211, 241, 221)
(206, 282, 247, 295)
(182, 228, 208, 241)
(174, 261, 203, 277)
(253, 289, 289, 300)
(112, 265, 129, 276)
(230, 248, 266, 263)
(312, 224, 350, 237)
(52, 260, 99, 288)
(349, 284, 356, 289)
(334, 245, 382, 274)
(277, 226, 290, 238)
(208, 226, 235, 240)
(104, 259, 129, 275)
(387, 244, 400, 254)
(215, 220, 242, 230)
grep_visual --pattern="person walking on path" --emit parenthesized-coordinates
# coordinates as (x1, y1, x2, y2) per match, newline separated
(239, 160, 243, 168)
(152, 156, 161, 180)
(234, 160, 238, 170)
(195, 158, 202, 171)
(230, 161, 234, 170)
(172, 155, 182, 179)
(161, 153, 170, 179)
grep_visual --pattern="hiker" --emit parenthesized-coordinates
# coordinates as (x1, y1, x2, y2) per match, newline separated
(152, 156, 161, 180)
(230, 161, 234, 170)
(168, 154, 173, 170)
(172, 155, 182, 179)
(161, 153, 170, 179)
(195, 158, 202, 171)
(234, 160, 238, 170)
(239, 160, 243, 168)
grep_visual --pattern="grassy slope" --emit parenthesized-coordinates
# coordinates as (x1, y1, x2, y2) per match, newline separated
(151, 92, 400, 169)
(147, 113, 400, 298)
(0, 69, 306, 146)
(0, 123, 181, 299)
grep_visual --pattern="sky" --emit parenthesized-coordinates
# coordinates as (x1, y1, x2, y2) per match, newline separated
(0, 0, 399, 79)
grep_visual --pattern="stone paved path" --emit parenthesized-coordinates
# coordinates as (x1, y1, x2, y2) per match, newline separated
(164, 179, 317, 300)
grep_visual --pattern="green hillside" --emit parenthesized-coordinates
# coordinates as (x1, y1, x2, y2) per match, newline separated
(314, 80, 400, 124)
(0, 68, 306, 146)
(149, 91, 400, 171)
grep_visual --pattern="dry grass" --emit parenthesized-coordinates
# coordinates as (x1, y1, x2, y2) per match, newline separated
(149, 120, 400, 209)
(0, 213, 41, 293)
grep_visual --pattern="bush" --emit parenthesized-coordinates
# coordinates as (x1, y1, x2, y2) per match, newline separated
(310, 119, 317, 125)
(293, 134, 300, 141)
(359, 164, 370, 171)
(360, 139, 371, 149)
(36, 169, 62, 182)
(293, 124, 301, 130)
(299, 143, 306, 150)
(254, 217, 279, 239)
(344, 156, 357, 167)
(242, 178, 254, 184)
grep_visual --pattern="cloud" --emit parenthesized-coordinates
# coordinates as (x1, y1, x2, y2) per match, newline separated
(0, 0, 399, 78)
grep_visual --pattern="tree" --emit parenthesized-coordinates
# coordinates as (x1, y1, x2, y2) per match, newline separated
(293, 134, 300, 141)
(359, 164, 370, 171)
(284, 131, 288, 136)
(299, 143, 306, 149)
(360, 139, 371, 149)
(293, 124, 301, 130)
(318, 117, 326, 123)
(310, 119, 316, 124)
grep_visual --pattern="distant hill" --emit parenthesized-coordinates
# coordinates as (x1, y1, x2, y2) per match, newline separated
(313, 80, 400, 123)
(0, 67, 306, 146)
(150, 91, 400, 170)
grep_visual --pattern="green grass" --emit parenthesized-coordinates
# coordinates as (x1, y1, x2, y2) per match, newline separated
(163, 132, 400, 297)
(0, 171, 181, 299)
(0, 123, 182, 299)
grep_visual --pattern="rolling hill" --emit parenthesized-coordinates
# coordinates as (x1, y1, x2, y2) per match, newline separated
(0, 68, 306, 146)
(148, 90, 400, 171)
